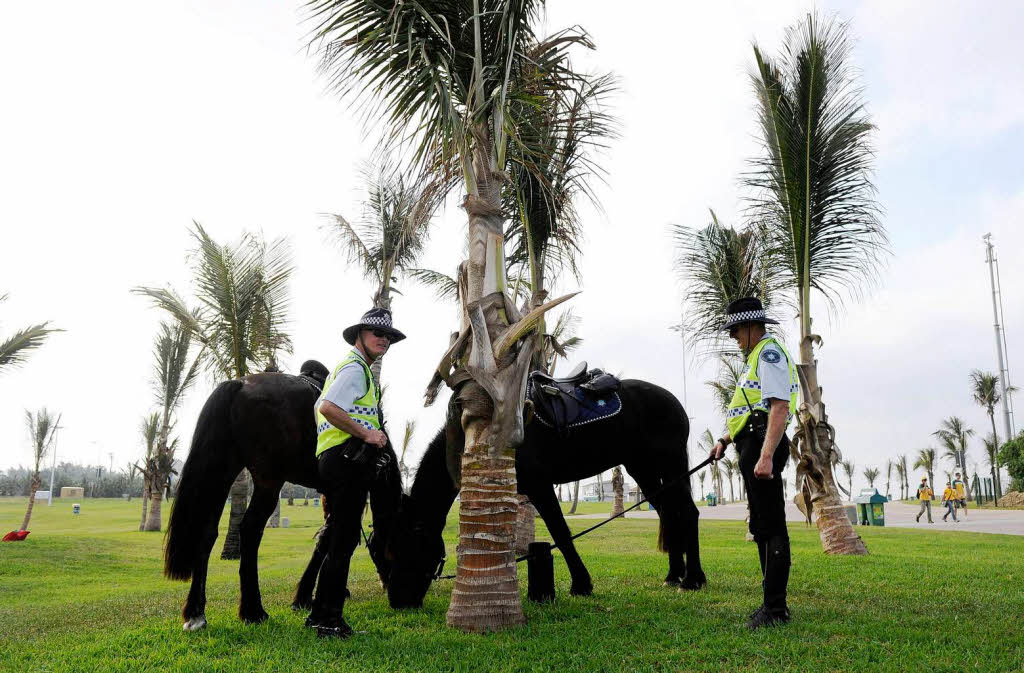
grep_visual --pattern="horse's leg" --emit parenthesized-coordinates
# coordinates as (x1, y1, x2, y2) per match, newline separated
(238, 482, 281, 624)
(292, 530, 328, 611)
(631, 470, 686, 587)
(677, 495, 706, 590)
(528, 484, 593, 596)
(182, 521, 219, 631)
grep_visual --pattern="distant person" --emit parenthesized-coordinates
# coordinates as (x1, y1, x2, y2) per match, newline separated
(952, 472, 968, 518)
(915, 477, 934, 523)
(941, 481, 959, 522)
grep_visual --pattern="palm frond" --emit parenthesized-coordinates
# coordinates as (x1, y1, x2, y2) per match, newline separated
(24, 408, 61, 468)
(407, 267, 459, 302)
(0, 323, 63, 373)
(152, 321, 201, 425)
(745, 12, 887, 318)
(672, 210, 785, 360)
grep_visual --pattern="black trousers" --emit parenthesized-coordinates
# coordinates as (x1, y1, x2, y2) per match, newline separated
(309, 439, 376, 625)
(736, 412, 791, 615)
(737, 416, 790, 543)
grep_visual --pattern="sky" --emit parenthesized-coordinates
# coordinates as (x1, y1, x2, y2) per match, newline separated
(2, 1, 1022, 499)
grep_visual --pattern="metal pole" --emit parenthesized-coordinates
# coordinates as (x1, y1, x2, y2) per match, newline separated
(984, 234, 1013, 444)
(994, 252, 1016, 437)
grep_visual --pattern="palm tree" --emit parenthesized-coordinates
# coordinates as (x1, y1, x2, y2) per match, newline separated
(982, 433, 1000, 506)
(840, 460, 855, 499)
(610, 466, 625, 516)
(863, 467, 879, 489)
(135, 222, 293, 559)
(884, 460, 893, 498)
(20, 408, 61, 531)
(306, 0, 617, 630)
(0, 294, 62, 377)
(913, 448, 938, 496)
(933, 417, 974, 498)
(971, 370, 1016, 499)
(323, 159, 444, 383)
(136, 413, 160, 531)
(698, 471, 707, 499)
(140, 321, 200, 532)
(568, 480, 581, 515)
(671, 211, 783, 360)
(745, 13, 887, 555)
(898, 454, 910, 500)
(720, 457, 737, 503)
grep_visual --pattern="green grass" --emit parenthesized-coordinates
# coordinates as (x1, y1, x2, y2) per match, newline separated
(1, 497, 1022, 672)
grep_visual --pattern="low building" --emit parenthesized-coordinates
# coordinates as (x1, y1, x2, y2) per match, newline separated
(582, 478, 635, 502)
(60, 486, 85, 498)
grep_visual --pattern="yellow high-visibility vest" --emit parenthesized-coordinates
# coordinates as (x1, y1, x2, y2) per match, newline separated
(314, 350, 380, 457)
(726, 336, 799, 438)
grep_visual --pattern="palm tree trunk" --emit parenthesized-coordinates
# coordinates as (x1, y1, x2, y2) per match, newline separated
(145, 487, 163, 532)
(221, 470, 250, 560)
(139, 478, 150, 532)
(20, 473, 40, 531)
(446, 149, 527, 632)
(727, 476, 735, 503)
(611, 467, 624, 517)
(989, 412, 1002, 502)
(514, 495, 535, 554)
(267, 497, 281, 528)
(569, 481, 580, 514)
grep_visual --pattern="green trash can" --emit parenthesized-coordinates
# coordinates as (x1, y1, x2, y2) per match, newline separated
(853, 488, 886, 526)
(706, 492, 717, 507)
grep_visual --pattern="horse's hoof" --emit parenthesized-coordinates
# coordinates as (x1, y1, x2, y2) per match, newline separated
(240, 608, 269, 624)
(678, 574, 708, 591)
(183, 615, 207, 631)
(291, 601, 313, 612)
(569, 583, 593, 597)
(663, 577, 682, 588)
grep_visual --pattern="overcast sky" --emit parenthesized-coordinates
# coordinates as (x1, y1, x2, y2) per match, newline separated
(2, 1, 1021, 498)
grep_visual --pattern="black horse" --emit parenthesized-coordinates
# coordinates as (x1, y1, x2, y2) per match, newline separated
(163, 361, 400, 631)
(373, 378, 705, 609)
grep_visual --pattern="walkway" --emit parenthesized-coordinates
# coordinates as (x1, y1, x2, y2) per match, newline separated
(568, 501, 1024, 536)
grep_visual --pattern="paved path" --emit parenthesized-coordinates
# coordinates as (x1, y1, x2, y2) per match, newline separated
(568, 501, 1024, 536)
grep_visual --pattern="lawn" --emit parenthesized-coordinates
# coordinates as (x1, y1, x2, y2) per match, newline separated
(1, 496, 1022, 672)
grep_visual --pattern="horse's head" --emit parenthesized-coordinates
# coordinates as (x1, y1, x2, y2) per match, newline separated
(366, 438, 403, 590)
(384, 493, 446, 609)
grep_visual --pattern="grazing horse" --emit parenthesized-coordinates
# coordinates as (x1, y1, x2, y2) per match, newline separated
(163, 361, 400, 631)
(376, 379, 704, 609)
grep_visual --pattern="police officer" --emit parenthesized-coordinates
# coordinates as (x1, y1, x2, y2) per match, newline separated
(709, 297, 798, 629)
(306, 307, 405, 638)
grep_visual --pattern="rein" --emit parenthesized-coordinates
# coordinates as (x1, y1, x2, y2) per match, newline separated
(430, 456, 715, 580)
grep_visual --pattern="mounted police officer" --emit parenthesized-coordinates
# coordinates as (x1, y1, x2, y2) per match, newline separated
(709, 297, 798, 629)
(306, 307, 405, 638)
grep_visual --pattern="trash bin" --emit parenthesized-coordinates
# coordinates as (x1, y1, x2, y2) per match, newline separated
(853, 488, 886, 526)
(72, 503, 81, 515)
(706, 493, 717, 507)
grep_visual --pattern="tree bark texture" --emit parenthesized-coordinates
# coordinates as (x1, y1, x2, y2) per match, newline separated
(514, 495, 536, 555)
(20, 473, 40, 531)
(145, 488, 163, 532)
(569, 481, 580, 515)
(220, 470, 250, 560)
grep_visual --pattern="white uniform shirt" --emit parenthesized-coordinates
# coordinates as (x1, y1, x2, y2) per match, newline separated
(320, 350, 371, 413)
(755, 333, 793, 402)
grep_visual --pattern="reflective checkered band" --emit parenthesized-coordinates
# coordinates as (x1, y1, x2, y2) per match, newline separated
(725, 309, 767, 323)
(727, 401, 770, 418)
(345, 405, 377, 416)
(360, 313, 392, 328)
(741, 380, 762, 390)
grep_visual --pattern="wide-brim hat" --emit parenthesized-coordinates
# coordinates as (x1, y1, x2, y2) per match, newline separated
(720, 297, 780, 331)
(343, 307, 406, 345)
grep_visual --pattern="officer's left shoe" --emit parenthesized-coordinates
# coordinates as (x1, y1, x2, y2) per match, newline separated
(747, 605, 790, 630)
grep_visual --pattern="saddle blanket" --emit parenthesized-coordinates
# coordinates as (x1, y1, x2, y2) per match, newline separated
(527, 380, 622, 431)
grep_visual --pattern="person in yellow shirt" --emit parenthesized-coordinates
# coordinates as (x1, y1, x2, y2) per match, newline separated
(915, 477, 934, 523)
(941, 481, 959, 522)
(952, 472, 968, 518)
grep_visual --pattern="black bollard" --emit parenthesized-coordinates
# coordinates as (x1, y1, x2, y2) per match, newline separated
(527, 542, 556, 603)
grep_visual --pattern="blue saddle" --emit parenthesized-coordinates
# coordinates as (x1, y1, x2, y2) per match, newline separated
(527, 362, 622, 436)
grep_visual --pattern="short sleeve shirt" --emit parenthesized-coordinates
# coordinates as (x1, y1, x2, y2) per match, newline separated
(321, 352, 370, 413)
(756, 334, 792, 402)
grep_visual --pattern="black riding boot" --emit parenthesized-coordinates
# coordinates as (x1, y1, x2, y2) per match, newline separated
(748, 539, 768, 619)
(749, 535, 790, 629)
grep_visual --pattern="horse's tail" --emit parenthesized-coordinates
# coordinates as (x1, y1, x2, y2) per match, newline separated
(164, 380, 242, 580)
(657, 405, 692, 553)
